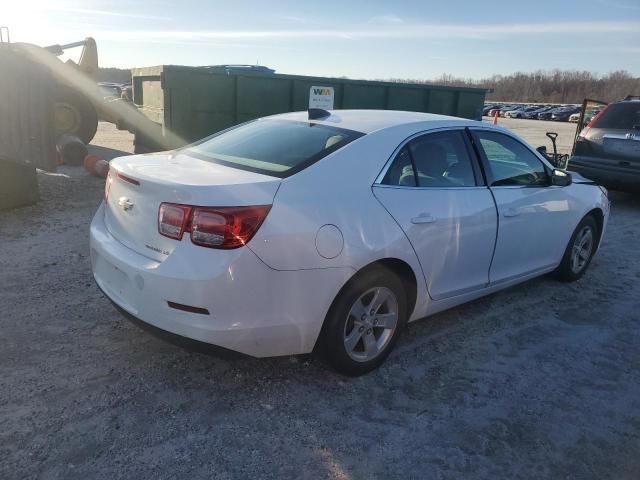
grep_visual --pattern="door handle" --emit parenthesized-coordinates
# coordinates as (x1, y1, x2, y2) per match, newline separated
(503, 208, 520, 217)
(411, 214, 436, 224)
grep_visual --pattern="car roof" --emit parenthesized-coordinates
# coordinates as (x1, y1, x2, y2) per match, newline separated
(267, 109, 475, 134)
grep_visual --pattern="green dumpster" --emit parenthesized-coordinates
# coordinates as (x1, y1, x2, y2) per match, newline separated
(131, 65, 488, 152)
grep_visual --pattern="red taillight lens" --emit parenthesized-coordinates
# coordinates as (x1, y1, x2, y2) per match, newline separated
(158, 203, 192, 239)
(158, 203, 271, 249)
(191, 206, 271, 249)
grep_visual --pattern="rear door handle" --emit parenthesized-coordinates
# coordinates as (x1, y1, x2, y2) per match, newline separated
(503, 208, 521, 218)
(411, 214, 436, 224)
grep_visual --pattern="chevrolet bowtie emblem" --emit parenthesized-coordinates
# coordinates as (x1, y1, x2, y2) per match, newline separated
(118, 197, 134, 211)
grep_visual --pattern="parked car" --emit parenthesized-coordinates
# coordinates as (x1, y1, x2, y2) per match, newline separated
(524, 106, 553, 119)
(483, 104, 500, 116)
(572, 109, 602, 125)
(538, 107, 564, 120)
(90, 110, 610, 375)
(500, 106, 521, 117)
(552, 107, 581, 122)
(505, 106, 539, 119)
(570, 97, 640, 192)
(487, 105, 517, 117)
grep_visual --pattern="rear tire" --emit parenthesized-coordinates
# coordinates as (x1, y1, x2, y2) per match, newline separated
(53, 85, 98, 145)
(554, 215, 598, 282)
(319, 266, 407, 376)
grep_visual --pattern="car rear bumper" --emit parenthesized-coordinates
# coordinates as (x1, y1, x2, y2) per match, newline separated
(90, 203, 353, 357)
(569, 156, 640, 191)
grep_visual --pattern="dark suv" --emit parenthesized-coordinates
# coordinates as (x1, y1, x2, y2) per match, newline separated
(569, 97, 640, 192)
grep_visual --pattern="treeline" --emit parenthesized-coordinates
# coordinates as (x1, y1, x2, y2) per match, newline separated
(392, 70, 640, 104)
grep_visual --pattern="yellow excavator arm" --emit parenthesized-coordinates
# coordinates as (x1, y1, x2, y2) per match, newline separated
(43, 37, 98, 78)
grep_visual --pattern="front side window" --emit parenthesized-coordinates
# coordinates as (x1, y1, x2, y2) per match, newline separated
(187, 119, 363, 177)
(475, 131, 549, 187)
(381, 130, 477, 187)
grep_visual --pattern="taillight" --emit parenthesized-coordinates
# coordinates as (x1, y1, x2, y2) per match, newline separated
(158, 203, 271, 249)
(158, 203, 192, 240)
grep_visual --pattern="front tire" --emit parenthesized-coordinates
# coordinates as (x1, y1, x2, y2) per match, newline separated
(555, 215, 598, 282)
(53, 85, 98, 145)
(319, 266, 407, 376)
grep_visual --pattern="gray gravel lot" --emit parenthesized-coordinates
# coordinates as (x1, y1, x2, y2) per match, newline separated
(1, 121, 639, 479)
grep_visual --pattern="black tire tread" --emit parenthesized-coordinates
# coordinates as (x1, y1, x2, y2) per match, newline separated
(554, 215, 598, 282)
(319, 266, 408, 376)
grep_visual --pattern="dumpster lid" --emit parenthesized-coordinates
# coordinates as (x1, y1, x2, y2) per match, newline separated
(200, 64, 275, 75)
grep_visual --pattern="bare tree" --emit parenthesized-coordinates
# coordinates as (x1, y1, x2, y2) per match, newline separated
(388, 70, 640, 103)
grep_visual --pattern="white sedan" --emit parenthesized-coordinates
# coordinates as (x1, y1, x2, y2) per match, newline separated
(90, 110, 610, 375)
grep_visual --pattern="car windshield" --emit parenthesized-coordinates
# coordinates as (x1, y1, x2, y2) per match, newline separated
(186, 119, 363, 177)
(592, 102, 640, 130)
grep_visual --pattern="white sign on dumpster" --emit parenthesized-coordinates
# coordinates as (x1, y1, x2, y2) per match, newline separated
(309, 86, 334, 110)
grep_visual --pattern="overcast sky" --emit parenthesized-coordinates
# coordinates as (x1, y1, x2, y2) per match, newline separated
(4, 0, 640, 79)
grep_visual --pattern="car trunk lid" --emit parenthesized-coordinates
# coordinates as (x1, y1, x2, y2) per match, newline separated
(601, 132, 640, 162)
(104, 152, 280, 261)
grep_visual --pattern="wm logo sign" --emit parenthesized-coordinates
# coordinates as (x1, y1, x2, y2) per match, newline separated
(309, 86, 334, 109)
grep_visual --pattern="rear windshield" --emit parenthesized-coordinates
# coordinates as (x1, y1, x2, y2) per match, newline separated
(186, 119, 363, 177)
(592, 102, 640, 130)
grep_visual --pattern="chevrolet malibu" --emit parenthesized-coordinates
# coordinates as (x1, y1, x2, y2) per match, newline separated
(90, 110, 610, 375)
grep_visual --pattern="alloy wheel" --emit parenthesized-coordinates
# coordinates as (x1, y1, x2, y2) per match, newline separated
(570, 225, 594, 274)
(343, 287, 399, 362)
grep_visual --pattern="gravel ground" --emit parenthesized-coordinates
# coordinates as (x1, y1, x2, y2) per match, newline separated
(1, 122, 640, 479)
(483, 116, 578, 155)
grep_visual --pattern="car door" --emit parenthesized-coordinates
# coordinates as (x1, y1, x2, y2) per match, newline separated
(373, 129, 497, 300)
(470, 128, 577, 284)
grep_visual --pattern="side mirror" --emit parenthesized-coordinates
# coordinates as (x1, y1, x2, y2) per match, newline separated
(536, 145, 547, 156)
(551, 169, 572, 187)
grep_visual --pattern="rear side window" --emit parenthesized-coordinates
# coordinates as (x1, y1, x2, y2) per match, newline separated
(382, 147, 415, 186)
(187, 119, 363, 177)
(592, 102, 640, 130)
(382, 130, 477, 187)
(410, 131, 477, 187)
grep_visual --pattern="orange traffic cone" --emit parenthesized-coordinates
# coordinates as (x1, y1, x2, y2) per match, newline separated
(83, 154, 100, 173)
(493, 111, 499, 125)
(83, 154, 110, 178)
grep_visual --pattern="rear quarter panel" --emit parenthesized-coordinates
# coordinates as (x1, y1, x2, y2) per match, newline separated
(247, 122, 471, 320)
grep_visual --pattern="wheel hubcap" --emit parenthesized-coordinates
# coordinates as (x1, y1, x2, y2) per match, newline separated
(54, 102, 81, 135)
(570, 226, 594, 274)
(343, 287, 398, 362)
